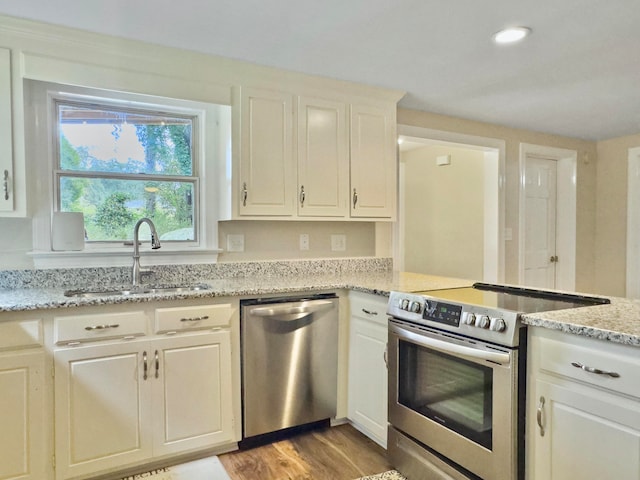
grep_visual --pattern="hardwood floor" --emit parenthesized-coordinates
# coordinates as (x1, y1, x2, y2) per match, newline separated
(219, 424, 392, 480)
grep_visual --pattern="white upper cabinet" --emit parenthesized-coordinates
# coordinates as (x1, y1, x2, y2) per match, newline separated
(0, 48, 14, 213)
(350, 103, 397, 219)
(238, 88, 295, 217)
(234, 87, 398, 221)
(297, 96, 349, 217)
(0, 47, 26, 216)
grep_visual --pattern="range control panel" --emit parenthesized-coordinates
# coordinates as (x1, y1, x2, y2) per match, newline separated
(388, 291, 522, 347)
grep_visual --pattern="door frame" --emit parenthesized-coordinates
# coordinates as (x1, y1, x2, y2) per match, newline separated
(395, 124, 505, 283)
(625, 146, 640, 298)
(518, 143, 577, 290)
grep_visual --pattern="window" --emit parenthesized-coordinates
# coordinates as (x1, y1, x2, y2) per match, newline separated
(25, 80, 232, 267)
(55, 101, 198, 243)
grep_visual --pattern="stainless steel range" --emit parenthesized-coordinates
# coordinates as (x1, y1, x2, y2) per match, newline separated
(387, 283, 609, 480)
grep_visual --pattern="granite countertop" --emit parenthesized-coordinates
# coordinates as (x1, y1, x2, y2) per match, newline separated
(1, 267, 639, 347)
(521, 297, 640, 347)
(0, 271, 474, 313)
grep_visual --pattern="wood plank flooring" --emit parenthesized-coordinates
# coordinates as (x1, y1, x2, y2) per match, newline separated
(219, 424, 392, 480)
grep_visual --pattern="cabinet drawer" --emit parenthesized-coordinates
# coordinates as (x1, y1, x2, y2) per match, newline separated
(54, 311, 147, 345)
(0, 319, 43, 350)
(350, 291, 389, 326)
(155, 304, 233, 333)
(538, 336, 640, 399)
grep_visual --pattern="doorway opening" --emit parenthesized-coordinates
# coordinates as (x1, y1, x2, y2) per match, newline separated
(625, 146, 640, 298)
(395, 125, 505, 283)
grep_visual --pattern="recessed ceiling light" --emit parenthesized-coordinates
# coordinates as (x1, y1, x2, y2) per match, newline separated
(493, 27, 531, 44)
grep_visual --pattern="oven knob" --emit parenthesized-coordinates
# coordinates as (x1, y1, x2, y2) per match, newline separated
(400, 298, 410, 310)
(476, 315, 490, 329)
(409, 301, 422, 314)
(490, 317, 507, 332)
(462, 312, 476, 325)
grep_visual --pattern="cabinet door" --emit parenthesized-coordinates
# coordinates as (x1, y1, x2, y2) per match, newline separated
(348, 309, 388, 447)
(54, 342, 152, 480)
(239, 88, 294, 216)
(0, 350, 47, 480)
(532, 379, 640, 480)
(152, 331, 234, 456)
(0, 48, 14, 212)
(297, 96, 348, 217)
(350, 104, 397, 219)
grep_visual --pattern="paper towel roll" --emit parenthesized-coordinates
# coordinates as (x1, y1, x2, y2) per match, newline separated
(52, 212, 85, 251)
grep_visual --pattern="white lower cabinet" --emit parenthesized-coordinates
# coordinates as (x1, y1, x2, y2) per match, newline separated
(53, 306, 235, 480)
(347, 291, 388, 447)
(527, 328, 640, 480)
(0, 348, 47, 480)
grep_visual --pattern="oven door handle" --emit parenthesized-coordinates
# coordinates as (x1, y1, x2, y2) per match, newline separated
(392, 324, 511, 365)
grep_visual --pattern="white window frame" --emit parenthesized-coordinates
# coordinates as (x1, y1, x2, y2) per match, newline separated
(27, 81, 230, 268)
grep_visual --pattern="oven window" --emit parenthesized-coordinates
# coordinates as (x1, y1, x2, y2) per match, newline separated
(398, 339, 493, 449)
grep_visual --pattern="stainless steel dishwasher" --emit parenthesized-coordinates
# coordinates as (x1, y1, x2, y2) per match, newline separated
(241, 293, 338, 442)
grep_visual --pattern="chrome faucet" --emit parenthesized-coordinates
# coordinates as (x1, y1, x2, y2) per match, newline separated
(131, 218, 161, 287)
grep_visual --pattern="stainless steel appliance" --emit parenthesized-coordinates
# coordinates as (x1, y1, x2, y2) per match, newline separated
(241, 293, 339, 443)
(387, 283, 609, 480)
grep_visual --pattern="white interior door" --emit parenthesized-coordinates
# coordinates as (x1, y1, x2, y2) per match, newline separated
(524, 157, 557, 288)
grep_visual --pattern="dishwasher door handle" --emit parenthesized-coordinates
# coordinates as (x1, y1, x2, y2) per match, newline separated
(249, 300, 335, 321)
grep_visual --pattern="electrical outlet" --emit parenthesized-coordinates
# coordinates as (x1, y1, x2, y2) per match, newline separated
(226, 234, 245, 252)
(331, 234, 346, 251)
(299, 234, 310, 250)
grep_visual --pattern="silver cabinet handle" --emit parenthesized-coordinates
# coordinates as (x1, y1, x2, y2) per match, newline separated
(537, 396, 545, 437)
(143, 351, 148, 380)
(299, 185, 305, 207)
(84, 324, 120, 331)
(352, 188, 358, 208)
(362, 308, 378, 316)
(571, 361, 620, 378)
(155, 350, 159, 379)
(3, 170, 8, 201)
(242, 182, 248, 207)
(180, 315, 209, 322)
(383, 345, 388, 369)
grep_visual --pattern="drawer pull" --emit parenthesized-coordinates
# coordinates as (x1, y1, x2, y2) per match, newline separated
(571, 361, 620, 378)
(537, 396, 545, 437)
(362, 308, 378, 316)
(84, 324, 120, 331)
(180, 315, 209, 322)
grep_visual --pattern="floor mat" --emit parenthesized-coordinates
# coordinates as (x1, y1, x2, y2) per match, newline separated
(118, 456, 231, 480)
(358, 470, 407, 480)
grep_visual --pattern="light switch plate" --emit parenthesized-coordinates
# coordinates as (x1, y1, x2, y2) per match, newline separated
(331, 234, 346, 251)
(227, 234, 245, 252)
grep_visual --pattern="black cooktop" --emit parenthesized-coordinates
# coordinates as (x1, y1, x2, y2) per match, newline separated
(418, 282, 610, 314)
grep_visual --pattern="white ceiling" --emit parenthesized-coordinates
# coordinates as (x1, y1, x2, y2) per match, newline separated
(0, 0, 639, 141)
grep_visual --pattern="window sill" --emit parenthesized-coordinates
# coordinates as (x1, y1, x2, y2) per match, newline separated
(28, 248, 222, 269)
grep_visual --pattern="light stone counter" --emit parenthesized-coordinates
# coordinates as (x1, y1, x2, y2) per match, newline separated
(2, 258, 639, 347)
(522, 297, 640, 347)
(0, 270, 474, 313)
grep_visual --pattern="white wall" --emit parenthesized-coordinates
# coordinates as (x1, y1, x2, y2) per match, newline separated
(402, 145, 485, 280)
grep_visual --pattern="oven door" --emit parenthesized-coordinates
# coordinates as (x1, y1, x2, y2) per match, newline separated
(388, 319, 519, 480)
